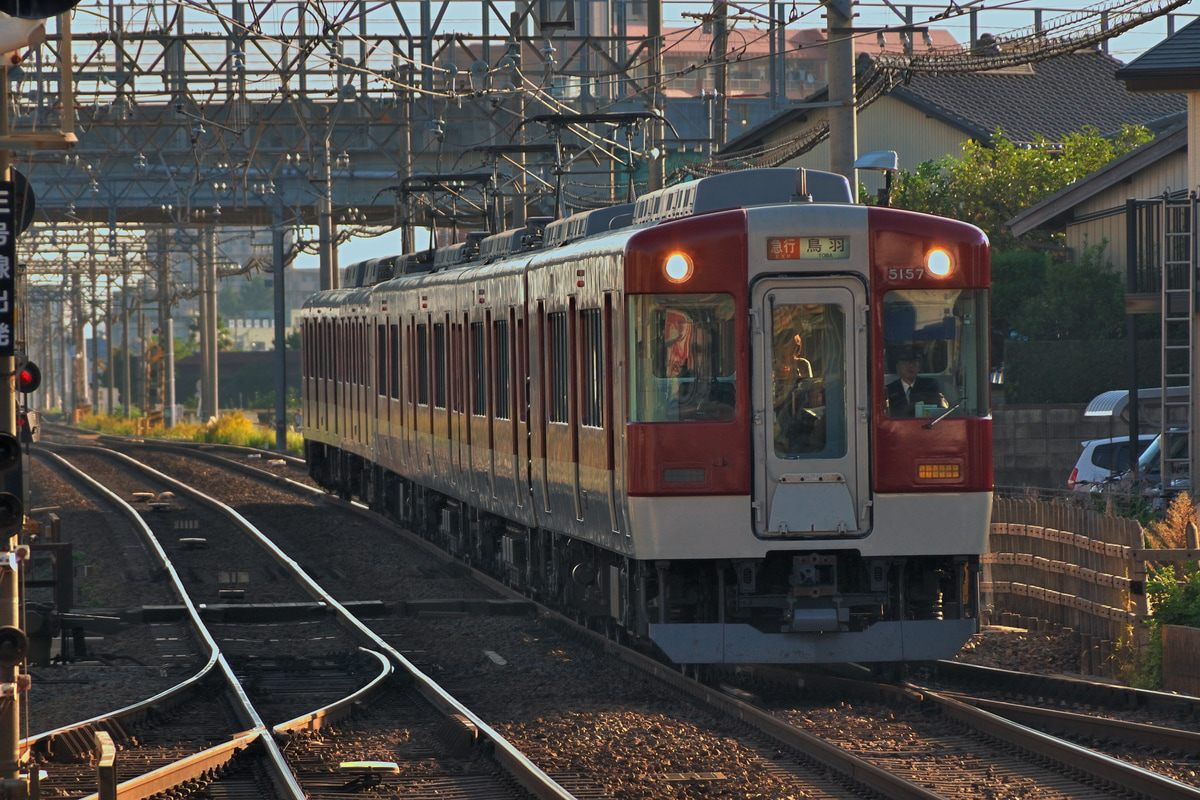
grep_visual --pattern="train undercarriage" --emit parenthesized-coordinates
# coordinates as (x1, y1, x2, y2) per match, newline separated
(307, 441, 979, 666)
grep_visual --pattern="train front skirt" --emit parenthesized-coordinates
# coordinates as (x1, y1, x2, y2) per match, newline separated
(649, 618, 979, 664)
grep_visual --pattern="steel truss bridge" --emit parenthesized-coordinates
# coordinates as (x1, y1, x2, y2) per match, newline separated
(2, 0, 1186, 421)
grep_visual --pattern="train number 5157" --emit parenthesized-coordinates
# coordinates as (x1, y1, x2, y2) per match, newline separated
(887, 267, 924, 280)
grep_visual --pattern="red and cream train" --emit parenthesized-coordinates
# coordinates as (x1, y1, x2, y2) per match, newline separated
(299, 167, 992, 667)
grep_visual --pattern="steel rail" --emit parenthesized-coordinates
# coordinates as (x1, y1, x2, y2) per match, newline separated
(924, 688, 1200, 799)
(66, 440, 581, 800)
(189, 442, 946, 800)
(937, 691, 1200, 755)
(30, 447, 309, 800)
(54, 431, 1200, 799)
(934, 658, 1200, 715)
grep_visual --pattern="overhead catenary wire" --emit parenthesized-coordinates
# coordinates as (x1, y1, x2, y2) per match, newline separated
(668, 0, 1191, 182)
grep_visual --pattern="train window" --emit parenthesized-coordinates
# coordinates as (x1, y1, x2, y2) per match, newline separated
(471, 321, 486, 416)
(434, 322, 447, 409)
(319, 320, 327, 380)
(771, 303, 846, 458)
(389, 324, 400, 399)
(494, 318, 511, 420)
(351, 320, 359, 383)
(351, 321, 358, 384)
(882, 289, 989, 419)
(452, 322, 464, 413)
(517, 316, 528, 424)
(627, 293, 736, 423)
(580, 308, 603, 427)
(358, 320, 364, 383)
(548, 311, 569, 423)
(377, 324, 387, 395)
(416, 323, 429, 405)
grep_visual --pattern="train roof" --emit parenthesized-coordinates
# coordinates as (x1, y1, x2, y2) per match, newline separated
(478, 217, 554, 263)
(319, 167, 857, 292)
(542, 204, 635, 248)
(632, 168, 853, 225)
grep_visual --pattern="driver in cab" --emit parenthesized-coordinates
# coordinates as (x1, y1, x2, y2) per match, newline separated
(886, 345, 947, 417)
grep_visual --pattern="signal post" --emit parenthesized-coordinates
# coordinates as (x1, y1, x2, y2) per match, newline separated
(0, 2, 81, 795)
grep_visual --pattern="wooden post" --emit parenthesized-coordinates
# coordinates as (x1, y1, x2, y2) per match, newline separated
(96, 731, 116, 800)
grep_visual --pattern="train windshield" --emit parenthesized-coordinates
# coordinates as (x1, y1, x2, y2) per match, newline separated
(771, 302, 847, 458)
(882, 289, 989, 419)
(627, 293, 737, 422)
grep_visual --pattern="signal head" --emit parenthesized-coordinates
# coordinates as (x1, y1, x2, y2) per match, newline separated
(17, 361, 39, 393)
(0, 626, 28, 668)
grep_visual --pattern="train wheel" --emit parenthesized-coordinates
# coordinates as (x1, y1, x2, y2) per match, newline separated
(870, 661, 906, 682)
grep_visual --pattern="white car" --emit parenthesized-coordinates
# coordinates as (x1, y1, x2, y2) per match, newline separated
(1068, 435, 1155, 491)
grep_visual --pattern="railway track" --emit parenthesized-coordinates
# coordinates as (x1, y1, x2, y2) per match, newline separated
(29, 440, 572, 799)
(24, 424, 1200, 798)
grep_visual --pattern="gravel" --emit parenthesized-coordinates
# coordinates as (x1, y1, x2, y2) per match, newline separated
(954, 627, 1084, 675)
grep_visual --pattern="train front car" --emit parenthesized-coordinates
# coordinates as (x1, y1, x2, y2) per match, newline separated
(621, 171, 990, 666)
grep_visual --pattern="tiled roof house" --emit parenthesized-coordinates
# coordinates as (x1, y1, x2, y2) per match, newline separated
(720, 48, 1185, 195)
(1006, 117, 1186, 273)
(1007, 19, 1200, 272)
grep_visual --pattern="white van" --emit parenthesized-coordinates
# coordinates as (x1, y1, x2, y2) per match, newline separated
(1068, 435, 1155, 491)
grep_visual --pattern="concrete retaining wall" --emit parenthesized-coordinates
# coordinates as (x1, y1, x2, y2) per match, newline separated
(993, 404, 1136, 490)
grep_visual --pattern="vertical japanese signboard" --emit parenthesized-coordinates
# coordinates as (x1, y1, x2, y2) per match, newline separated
(0, 182, 14, 357)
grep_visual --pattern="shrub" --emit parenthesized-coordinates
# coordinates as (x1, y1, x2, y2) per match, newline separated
(74, 412, 302, 455)
(1136, 493, 1200, 688)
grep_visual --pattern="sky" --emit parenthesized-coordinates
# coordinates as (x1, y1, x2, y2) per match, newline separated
(300, 0, 1198, 272)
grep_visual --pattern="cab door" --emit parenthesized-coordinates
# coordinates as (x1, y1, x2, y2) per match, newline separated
(753, 279, 869, 538)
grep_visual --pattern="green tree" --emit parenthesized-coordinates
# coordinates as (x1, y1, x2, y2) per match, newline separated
(1011, 241, 1125, 340)
(991, 248, 1049, 342)
(891, 125, 1153, 250)
(187, 315, 235, 351)
(174, 334, 198, 361)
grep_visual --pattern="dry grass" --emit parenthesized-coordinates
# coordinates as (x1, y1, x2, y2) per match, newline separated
(1144, 492, 1198, 549)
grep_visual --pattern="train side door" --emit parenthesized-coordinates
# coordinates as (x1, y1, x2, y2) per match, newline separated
(753, 280, 869, 538)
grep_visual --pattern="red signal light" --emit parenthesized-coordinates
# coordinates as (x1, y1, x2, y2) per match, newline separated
(17, 361, 38, 393)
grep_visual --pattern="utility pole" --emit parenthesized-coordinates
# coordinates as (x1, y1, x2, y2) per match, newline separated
(271, 207, 287, 452)
(712, 0, 729, 151)
(647, 0, 664, 190)
(201, 225, 218, 421)
(104, 278, 112, 414)
(825, 0, 858, 184)
(318, 136, 335, 291)
(154, 229, 176, 428)
(71, 268, 85, 412)
(508, 14, 527, 227)
(121, 263, 130, 419)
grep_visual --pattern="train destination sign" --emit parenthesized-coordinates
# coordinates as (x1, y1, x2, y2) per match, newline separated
(766, 236, 849, 260)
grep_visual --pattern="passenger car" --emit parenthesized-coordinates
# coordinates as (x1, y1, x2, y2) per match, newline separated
(1134, 430, 1189, 502)
(1067, 435, 1154, 491)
